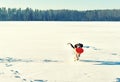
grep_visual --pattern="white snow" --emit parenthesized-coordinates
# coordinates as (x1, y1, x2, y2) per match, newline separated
(0, 22, 120, 82)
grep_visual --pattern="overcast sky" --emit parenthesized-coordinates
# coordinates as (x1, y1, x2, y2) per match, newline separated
(0, 0, 120, 10)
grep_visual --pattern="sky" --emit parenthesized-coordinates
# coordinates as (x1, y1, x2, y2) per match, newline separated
(0, 0, 120, 10)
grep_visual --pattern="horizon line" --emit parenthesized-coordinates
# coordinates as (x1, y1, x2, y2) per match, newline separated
(0, 7, 120, 11)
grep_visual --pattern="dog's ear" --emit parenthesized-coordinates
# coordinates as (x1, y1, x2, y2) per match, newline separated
(79, 43, 83, 47)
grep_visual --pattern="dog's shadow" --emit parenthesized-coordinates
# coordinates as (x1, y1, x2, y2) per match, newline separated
(80, 59, 120, 65)
(116, 78, 120, 82)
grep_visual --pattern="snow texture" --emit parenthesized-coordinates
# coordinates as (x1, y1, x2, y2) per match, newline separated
(0, 22, 120, 82)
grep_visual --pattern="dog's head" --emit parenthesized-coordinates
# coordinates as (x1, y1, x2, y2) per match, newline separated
(75, 43, 83, 48)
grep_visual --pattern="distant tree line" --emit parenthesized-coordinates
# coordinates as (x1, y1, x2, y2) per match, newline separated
(0, 7, 120, 21)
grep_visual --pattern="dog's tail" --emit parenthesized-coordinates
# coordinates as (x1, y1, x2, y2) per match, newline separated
(67, 43, 74, 49)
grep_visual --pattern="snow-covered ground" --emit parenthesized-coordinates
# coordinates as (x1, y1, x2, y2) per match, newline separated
(0, 22, 120, 82)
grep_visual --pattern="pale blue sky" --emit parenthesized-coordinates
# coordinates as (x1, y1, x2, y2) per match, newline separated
(0, 0, 120, 10)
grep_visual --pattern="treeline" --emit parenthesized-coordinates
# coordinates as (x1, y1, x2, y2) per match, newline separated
(0, 7, 120, 21)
